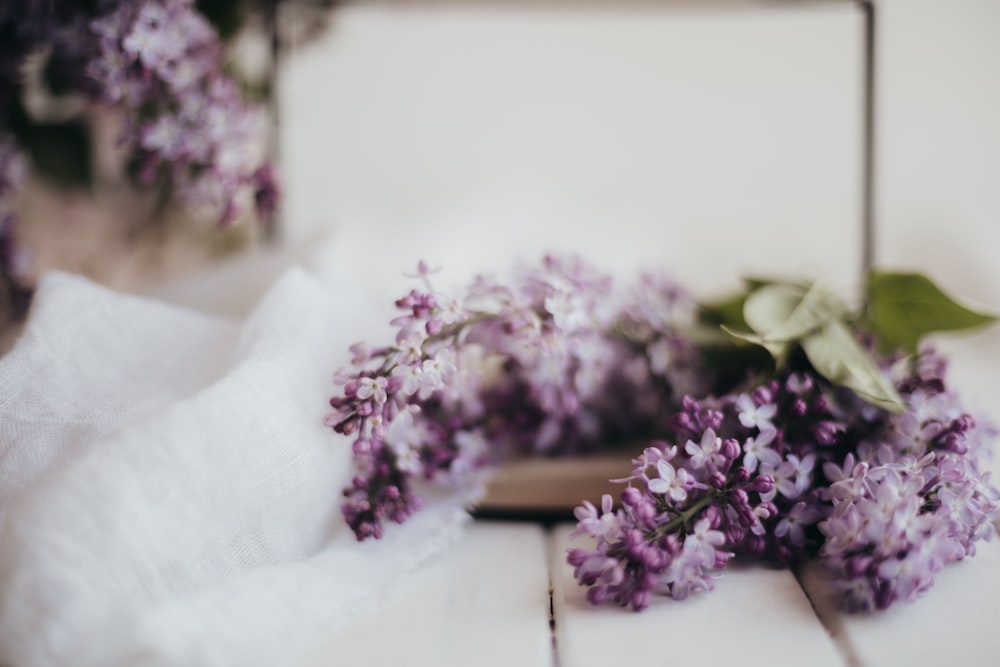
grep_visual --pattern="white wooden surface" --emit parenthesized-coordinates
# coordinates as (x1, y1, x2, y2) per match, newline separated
(294, 518, 1000, 667)
(303, 523, 554, 667)
(549, 525, 845, 667)
(800, 538, 1000, 667)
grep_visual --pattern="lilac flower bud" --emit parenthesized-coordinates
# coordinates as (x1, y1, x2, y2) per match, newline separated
(632, 499, 657, 526)
(940, 433, 967, 453)
(339, 418, 358, 436)
(630, 589, 651, 611)
(745, 535, 767, 556)
(324, 407, 346, 426)
(412, 295, 436, 319)
(732, 466, 751, 484)
(722, 438, 741, 462)
(352, 438, 372, 455)
(813, 420, 840, 446)
(702, 505, 722, 529)
(625, 528, 645, 553)
(729, 488, 749, 507)
(753, 385, 774, 405)
(710, 471, 727, 489)
(621, 486, 643, 507)
(356, 522, 375, 540)
(566, 548, 588, 568)
(732, 504, 754, 527)
(705, 409, 724, 432)
(395, 291, 417, 309)
(587, 586, 609, 605)
(786, 373, 813, 394)
(713, 551, 733, 569)
(847, 555, 873, 577)
(791, 398, 808, 417)
(426, 318, 443, 336)
(726, 523, 746, 545)
(673, 412, 696, 433)
(640, 545, 665, 569)
(661, 533, 682, 555)
(387, 375, 405, 394)
(752, 475, 775, 495)
(382, 399, 400, 423)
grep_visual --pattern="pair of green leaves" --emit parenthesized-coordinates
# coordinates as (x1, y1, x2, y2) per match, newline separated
(705, 272, 996, 414)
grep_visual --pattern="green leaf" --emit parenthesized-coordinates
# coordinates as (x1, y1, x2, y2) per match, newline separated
(743, 282, 846, 343)
(801, 320, 905, 413)
(743, 277, 774, 291)
(699, 293, 748, 330)
(868, 272, 997, 354)
(720, 325, 788, 358)
(699, 342, 776, 392)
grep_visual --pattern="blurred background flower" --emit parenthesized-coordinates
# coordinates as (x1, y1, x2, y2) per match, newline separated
(0, 0, 284, 323)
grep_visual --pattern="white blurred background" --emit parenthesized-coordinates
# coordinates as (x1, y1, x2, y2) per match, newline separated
(280, 1, 864, 294)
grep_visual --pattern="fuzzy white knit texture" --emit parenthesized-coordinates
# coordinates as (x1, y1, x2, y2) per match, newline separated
(0, 268, 470, 667)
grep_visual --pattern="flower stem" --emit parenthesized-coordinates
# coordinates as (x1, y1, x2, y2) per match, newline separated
(648, 492, 718, 541)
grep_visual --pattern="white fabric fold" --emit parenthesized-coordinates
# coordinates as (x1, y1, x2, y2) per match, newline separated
(0, 267, 471, 667)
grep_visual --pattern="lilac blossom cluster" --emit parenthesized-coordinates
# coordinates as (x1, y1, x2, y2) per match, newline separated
(7, 0, 277, 224)
(327, 257, 703, 540)
(81, 0, 278, 224)
(818, 348, 1000, 610)
(0, 0, 277, 315)
(327, 256, 998, 612)
(569, 348, 1000, 612)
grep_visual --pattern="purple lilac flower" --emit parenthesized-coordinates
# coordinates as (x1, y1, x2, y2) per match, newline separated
(326, 256, 999, 614)
(567, 425, 764, 609)
(817, 356, 1000, 611)
(1, 0, 277, 239)
(83, 1, 275, 225)
(616, 271, 710, 403)
(0, 0, 278, 319)
(329, 257, 702, 540)
(571, 343, 998, 611)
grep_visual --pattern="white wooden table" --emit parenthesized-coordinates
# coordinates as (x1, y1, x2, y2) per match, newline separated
(305, 519, 1000, 666)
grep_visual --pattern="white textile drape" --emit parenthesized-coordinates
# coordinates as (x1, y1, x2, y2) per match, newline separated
(0, 265, 471, 667)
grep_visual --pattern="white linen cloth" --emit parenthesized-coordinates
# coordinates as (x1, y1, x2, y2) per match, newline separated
(0, 264, 472, 667)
